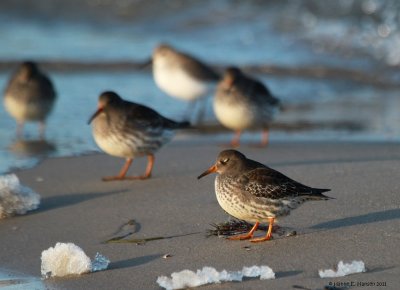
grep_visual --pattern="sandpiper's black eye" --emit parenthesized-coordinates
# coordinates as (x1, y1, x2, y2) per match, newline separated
(219, 158, 229, 165)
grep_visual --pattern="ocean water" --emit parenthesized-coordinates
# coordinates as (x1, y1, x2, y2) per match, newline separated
(0, 0, 400, 173)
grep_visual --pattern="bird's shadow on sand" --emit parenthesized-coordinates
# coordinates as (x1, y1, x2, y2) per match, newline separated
(275, 270, 302, 279)
(239, 270, 301, 284)
(367, 266, 396, 274)
(32, 189, 128, 214)
(311, 208, 400, 230)
(109, 254, 161, 271)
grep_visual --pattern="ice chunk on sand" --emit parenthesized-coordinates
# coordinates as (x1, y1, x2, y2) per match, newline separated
(157, 265, 275, 290)
(0, 174, 40, 219)
(242, 265, 275, 280)
(157, 267, 241, 290)
(41, 243, 110, 278)
(91, 252, 110, 272)
(319, 260, 366, 278)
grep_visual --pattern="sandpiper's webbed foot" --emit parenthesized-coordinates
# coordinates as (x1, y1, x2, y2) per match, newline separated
(124, 174, 151, 180)
(250, 233, 273, 243)
(102, 176, 126, 182)
(250, 218, 274, 243)
(227, 221, 259, 241)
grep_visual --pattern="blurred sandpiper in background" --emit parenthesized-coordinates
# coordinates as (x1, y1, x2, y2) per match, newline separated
(1, 0, 400, 173)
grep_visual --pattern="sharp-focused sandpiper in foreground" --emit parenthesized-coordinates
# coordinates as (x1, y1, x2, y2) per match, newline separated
(152, 43, 220, 123)
(88, 91, 189, 181)
(198, 150, 331, 242)
(213, 67, 281, 147)
(3, 61, 57, 138)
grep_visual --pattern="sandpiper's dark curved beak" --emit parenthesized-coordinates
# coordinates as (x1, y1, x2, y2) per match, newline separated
(140, 57, 152, 69)
(197, 164, 217, 180)
(87, 107, 103, 124)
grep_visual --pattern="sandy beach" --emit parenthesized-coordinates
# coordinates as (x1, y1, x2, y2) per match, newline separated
(1, 141, 399, 289)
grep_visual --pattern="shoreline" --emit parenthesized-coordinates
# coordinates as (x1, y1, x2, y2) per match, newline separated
(0, 60, 398, 88)
(5, 136, 400, 176)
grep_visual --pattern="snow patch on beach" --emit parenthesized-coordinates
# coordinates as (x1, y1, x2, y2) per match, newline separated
(319, 260, 366, 278)
(157, 265, 275, 290)
(41, 242, 110, 278)
(0, 174, 40, 219)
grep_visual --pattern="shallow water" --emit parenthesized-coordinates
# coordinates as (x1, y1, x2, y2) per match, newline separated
(1, 69, 398, 174)
(1, 0, 400, 173)
(0, 268, 45, 290)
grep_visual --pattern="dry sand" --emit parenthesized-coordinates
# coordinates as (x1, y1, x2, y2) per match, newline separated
(1, 141, 399, 290)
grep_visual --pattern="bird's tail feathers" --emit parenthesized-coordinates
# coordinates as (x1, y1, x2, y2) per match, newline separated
(177, 120, 191, 129)
(167, 119, 191, 129)
(309, 188, 333, 200)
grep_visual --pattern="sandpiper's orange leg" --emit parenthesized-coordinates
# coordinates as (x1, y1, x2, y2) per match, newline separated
(140, 154, 155, 179)
(230, 131, 242, 148)
(124, 153, 154, 180)
(251, 127, 269, 148)
(228, 221, 259, 240)
(260, 127, 269, 147)
(102, 158, 133, 181)
(103, 155, 154, 181)
(250, 217, 275, 243)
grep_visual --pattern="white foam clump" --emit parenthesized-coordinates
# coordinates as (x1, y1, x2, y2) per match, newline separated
(41, 243, 91, 278)
(0, 174, 40, 219)
(242, 265, 276, 280)
(157, 265, 275, 290)
(319, 260, 366, 278)
(41, 242, 110, 278)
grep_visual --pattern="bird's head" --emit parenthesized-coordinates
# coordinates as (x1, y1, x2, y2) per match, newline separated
(153, 43, 175, 59)
(18, 61, 39, 81)
(221, 67, 242, 89)
(197, 150, 247, 179)
(88, 91, 122, 124)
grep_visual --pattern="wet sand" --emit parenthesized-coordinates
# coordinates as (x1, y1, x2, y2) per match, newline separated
(1, 141, 399, 290)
